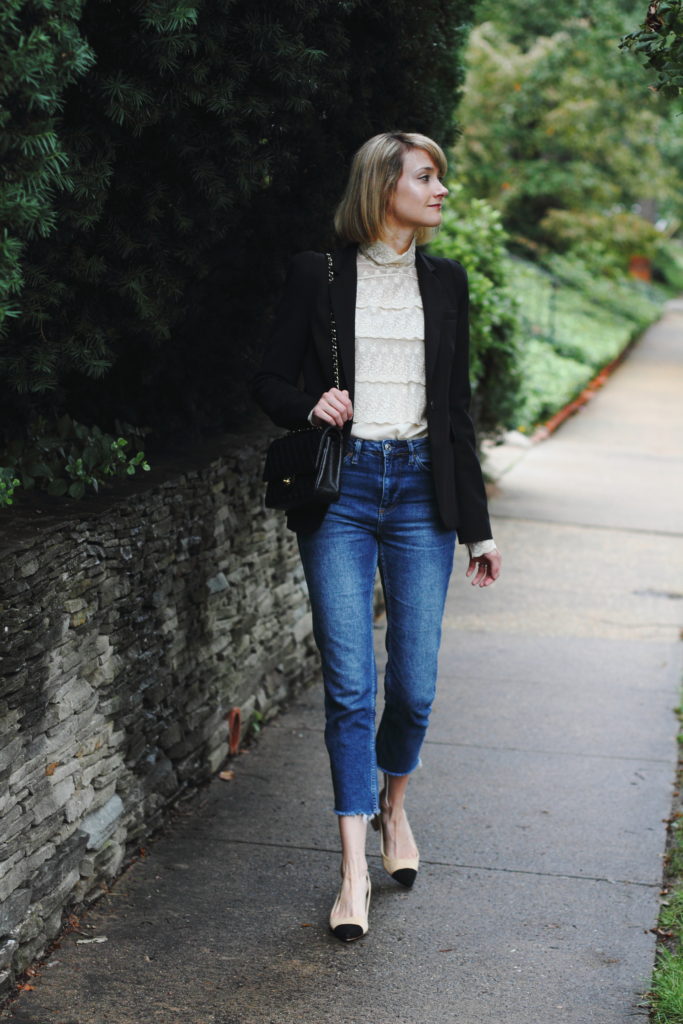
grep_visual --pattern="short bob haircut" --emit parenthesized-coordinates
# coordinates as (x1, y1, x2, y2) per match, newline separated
(334, 131, 447, 247)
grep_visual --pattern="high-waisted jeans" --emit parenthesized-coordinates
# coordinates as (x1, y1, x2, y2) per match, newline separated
(297, 437, 456, 817)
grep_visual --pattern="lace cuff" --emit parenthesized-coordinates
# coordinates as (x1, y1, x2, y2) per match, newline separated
(467, 539, 497, 558)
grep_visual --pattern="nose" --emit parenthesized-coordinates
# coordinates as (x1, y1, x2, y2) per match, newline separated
(436, 181, 448, 198)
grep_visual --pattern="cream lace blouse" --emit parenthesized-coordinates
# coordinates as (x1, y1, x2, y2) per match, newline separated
(352, 238, 427, 440)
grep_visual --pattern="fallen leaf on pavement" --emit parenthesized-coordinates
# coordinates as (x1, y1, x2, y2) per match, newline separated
(218, 770, 235, 781)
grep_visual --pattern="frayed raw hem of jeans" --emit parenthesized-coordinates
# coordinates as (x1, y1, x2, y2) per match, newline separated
(377, 757, 422, 778)
(334, 809, 380, 820)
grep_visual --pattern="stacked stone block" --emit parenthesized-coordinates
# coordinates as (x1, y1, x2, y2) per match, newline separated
(0, 430, 319, 995)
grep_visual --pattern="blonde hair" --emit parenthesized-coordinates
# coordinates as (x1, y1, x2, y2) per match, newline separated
(334, 131, 447, 246)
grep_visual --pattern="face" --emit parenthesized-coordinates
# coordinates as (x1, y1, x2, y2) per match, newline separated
(385, 147, 448, 234)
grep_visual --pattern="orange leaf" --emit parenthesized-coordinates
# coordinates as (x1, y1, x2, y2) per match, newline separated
(17, 984, 35, 991)
(45, 761, 61, 776)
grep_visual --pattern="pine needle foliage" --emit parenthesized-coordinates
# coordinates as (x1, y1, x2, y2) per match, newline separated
(0, 0, 94, 378)
(1, 0, 475, 441)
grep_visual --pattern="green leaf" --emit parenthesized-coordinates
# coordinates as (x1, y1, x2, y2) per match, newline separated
(47, 478, 68, 496)
(68, 481, 86, 499)
(82, 445, 98, 470)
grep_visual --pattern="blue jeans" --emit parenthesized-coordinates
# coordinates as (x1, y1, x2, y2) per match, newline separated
(297, 437, 456, 817)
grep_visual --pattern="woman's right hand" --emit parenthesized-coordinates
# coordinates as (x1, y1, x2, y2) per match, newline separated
(311, 388, 353, 428)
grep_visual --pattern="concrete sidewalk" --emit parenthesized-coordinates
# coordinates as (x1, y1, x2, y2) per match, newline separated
(3, 306, 683, 1024)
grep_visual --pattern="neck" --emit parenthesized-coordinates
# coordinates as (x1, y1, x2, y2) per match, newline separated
(379, 226, 416, 255)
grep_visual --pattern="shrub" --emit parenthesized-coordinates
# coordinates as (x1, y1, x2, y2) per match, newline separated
(653, 238, 683, 290)
(428, 185, 522, 435)
(0, 415, 150, 506)
(0, 467, 20, 508)
(539, 208, 664, 276)
(506, 253, 665, 430)
(0, 0, 95, 375)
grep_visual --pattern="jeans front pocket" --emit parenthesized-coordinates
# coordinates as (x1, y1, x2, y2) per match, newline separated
(412, 448, 433, 473)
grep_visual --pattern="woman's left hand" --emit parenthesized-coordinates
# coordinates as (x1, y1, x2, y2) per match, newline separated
(466, 549, 502, 587)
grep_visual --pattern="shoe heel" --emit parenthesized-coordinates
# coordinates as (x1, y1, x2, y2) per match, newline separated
(374, 809, 419, 888)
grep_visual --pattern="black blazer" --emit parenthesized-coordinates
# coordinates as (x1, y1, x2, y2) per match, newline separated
(250, 243, 492, 543)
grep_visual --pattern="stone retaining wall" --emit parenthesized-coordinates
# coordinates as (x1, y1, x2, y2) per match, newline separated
(0, 428, 321, 994)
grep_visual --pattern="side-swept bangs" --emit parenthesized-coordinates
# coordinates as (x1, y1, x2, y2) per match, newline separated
(334, 131, 447, 247)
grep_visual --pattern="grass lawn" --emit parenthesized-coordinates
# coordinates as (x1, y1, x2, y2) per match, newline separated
(647, 695, 683, 1023)
(506, 256, 671, 431)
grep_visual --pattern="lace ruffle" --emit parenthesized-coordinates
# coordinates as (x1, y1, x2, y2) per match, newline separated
(355, 336, 425, 384)
(356, 264, 419, 296)
(353, 379, 426, 426)
(355, 309, 424, 341)
(356, 283, 421, 310)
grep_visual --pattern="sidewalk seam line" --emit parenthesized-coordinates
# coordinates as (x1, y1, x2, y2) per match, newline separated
(490, 513, 683, 540)
(196, 835, 660, 888)
(423, 739, 675, 764)
(275, 726, 676, 765)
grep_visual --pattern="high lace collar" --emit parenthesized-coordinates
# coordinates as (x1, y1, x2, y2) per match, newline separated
(360, 237, 416, 267)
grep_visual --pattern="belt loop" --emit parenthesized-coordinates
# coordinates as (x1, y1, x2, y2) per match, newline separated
(406, 438, 416, 466)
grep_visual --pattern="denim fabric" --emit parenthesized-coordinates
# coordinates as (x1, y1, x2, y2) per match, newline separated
(297, 438, 456, 816)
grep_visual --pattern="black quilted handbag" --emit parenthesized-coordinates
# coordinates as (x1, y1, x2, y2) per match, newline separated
(263, 252, 344, 512)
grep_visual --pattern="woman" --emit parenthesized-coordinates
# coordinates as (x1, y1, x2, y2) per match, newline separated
(251, 131, 501, 942)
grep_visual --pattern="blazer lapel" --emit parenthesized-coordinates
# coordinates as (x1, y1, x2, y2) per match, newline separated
(329, 244, 357, 401)
(416, 249, 451, 387)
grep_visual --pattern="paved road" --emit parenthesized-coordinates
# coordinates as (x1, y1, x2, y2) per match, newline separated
(3, 306, 683, 1024)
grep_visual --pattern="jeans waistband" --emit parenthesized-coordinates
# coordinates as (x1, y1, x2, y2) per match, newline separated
(344, 437, 431, 464)
(346, 437, 429, 453)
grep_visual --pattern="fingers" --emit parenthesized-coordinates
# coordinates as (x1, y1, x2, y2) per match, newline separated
(311, 388, 353, 428)
(467, 558, 488, 587)
(466, 552, 502, 587)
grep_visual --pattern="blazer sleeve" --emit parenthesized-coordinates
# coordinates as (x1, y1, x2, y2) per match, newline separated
(447, 261, 493, 544)
(249, 252, 320, 429)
